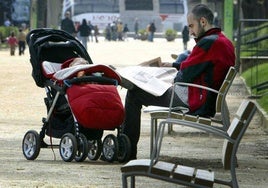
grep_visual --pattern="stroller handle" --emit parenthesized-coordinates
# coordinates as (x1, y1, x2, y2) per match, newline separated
(64, 76, 118, 87)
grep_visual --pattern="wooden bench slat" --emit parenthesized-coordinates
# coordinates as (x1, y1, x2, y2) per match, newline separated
(198, 117, 211, 125)
(194, 169, 214, 187)
(152, 161, 175, 177)
(121, 159, 150, 173)
(184, 114, 198, 122)
(235, 99, 256, 121)
(173, 165, 195, 182)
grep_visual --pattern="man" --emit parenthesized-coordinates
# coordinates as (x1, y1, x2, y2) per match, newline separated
(61, 11, 76, 35)
(122, 4, 235, 161)
(182, 25, 190, 50)
(134, 18, 139, 39)
(18, 28, 26, 55)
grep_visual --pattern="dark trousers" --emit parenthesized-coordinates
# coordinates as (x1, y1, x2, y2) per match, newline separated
(122, 86, 187, 158)
(19, 41, 25, 55)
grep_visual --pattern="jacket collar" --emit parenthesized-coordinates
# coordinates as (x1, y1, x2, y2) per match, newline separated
(194, 28, 221, 42)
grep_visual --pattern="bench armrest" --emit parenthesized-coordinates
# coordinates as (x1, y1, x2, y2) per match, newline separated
(151, 119, 234, 163)
(167, 82, 220, 115)
(174, 82, 219, 94)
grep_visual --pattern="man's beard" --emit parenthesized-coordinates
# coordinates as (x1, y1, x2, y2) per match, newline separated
(196, 22, 206, 39)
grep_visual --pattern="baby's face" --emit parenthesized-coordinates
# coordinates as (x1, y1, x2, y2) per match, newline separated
(77, 71, 85, 77)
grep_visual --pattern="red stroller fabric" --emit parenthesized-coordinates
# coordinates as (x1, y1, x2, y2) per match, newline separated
(66, 84, 125, 130)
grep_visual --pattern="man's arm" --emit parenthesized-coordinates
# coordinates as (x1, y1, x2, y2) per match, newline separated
(161, 50, 191, 69)
(180, 36, 217, 83)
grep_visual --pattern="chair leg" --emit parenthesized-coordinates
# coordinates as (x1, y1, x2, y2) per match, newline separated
(150, 118, 157, 157)
(168, 123, 173, 134)
(122, 174, 128, 188)
(130, 176, 135, 188)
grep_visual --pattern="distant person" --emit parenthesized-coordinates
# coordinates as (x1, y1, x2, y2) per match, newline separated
(123, 24, 129, 41)
(17, 28, 26, 55)
(93, 25, 99, 43)
(4, 18, 11, 27)
(77, 19, 90, 50)
(88, 21, 94, 42)
(182, 25, 190, 50)
(148, 22, 156, 42)
(134, 18, 139, 39)
(117, 22, 124, 41)
(61, 11, 76, 36)
(111, 21, 118, 41)
(7, 32, 18, 56)
(105, 23, 112, 41)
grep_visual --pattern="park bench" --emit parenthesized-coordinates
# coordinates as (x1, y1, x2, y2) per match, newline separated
(121, 100, 257, 188)
(144, 66, 237, 154)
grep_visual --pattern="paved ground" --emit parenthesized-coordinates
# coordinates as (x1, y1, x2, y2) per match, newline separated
(0, 36, 267, 187)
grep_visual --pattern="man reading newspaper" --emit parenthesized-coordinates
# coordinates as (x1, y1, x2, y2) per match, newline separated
(120, 4, 235, 161)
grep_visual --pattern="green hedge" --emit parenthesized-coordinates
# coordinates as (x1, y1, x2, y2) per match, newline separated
(0, 26, 19, 42)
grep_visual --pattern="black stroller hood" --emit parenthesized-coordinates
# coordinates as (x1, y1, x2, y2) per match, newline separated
(27, 28, 93, 87)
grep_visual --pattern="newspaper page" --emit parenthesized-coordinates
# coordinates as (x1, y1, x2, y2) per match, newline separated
(117, 66, 177, 96)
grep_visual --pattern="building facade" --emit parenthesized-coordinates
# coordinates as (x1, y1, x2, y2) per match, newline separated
(61, 0, 189, 32)
(31, 0, 226, 33)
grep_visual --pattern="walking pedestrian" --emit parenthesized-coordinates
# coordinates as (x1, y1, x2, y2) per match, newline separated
(105, 23, 112, 41)
(93, 25, 99, 43)
(134, 18, 139, 39)
(7, 32, 18, 56)
(123, 24, 129, 41)
(61, 11, 76, 36)
(17, 28, 26, 55)
(117, 21, 124, 41)
(77, 19, 90, 50)
(182, 25, 190, 50)
(88, 21, 94, 42)
(148, 22, 156, 42)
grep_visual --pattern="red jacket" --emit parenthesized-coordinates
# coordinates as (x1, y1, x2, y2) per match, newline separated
(7, 36, 18, 46)
(180, 28, 235, 116)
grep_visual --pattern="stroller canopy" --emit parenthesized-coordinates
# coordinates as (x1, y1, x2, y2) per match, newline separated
(27, 28, 93, 87)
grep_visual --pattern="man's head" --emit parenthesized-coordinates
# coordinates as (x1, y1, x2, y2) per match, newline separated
(65, 11, 71, 18)
(187, 4, 214, 38)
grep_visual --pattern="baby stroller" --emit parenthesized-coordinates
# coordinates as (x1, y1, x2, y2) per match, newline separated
(22, 28, 131, 163)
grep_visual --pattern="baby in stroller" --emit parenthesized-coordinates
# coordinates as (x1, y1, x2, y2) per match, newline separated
(22, 29, 131, 163)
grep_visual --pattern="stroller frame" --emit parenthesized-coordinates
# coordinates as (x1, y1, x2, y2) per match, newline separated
(22, 28, 131, 163)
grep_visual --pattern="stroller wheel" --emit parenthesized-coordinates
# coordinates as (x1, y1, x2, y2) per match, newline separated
(75, 133, 89, 162)
(102, 134, 118, 162)
(117, 134, 131, 163)
(88, 139, 102, 161)
(59, 133, 77, 162)
(22, 130, 41, 160)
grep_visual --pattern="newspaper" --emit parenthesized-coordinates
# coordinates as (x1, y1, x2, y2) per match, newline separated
(117, 65, 177, 96)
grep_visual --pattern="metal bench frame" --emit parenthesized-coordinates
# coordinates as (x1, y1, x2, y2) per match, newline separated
(121, 100, 257, 188)
(144, 66, 237, 155)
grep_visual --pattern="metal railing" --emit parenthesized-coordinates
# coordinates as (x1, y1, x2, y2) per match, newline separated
(236, 19, 268, 98)
(236, 19, 268, 70)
